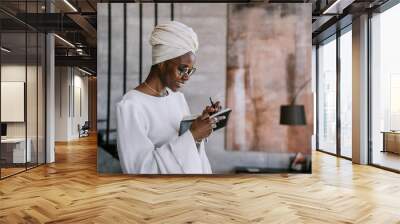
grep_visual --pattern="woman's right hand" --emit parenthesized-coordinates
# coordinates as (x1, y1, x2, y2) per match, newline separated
(190, 106, 218, 142)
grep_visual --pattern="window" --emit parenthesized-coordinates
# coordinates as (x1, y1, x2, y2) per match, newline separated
(318, 36, 337, 154)
(340, 28, 352, 158)
(371, 2, 400, 171)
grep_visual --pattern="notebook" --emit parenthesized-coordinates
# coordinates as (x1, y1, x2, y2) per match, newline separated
(178, 108, 232, 136)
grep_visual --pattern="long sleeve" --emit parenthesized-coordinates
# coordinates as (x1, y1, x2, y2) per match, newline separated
(116, 100, 210, 174)
(179, 93, 212, 173)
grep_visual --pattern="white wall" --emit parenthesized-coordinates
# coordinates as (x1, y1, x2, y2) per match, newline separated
(55, 66, 68, 141)
(1, 64, 46, 164)
(1, 65, 41, 138)
(1, 65, 26, 134)
(55, 67, 89, 141)
(72, 73, 89, 138)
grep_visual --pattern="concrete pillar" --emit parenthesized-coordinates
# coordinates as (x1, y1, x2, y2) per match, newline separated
(352, 14, 369, 164)
(46, 1, 55, 163)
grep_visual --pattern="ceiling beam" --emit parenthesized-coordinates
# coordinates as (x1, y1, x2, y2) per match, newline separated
(312, 15, 335, 33)
(55, 55, 96, 72)
(322, 0, 356, 14)
(67, 13, 97, 47)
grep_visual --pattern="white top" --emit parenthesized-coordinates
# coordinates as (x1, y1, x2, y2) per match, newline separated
(116, 89, 212, 174)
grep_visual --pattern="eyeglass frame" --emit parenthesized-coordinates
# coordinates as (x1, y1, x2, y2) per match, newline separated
(169, 60, 197, 77)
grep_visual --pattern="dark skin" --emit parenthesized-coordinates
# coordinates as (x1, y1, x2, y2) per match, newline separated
(135, 52, 221, 142)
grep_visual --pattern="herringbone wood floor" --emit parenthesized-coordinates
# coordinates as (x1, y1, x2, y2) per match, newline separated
(1, 135, 400, 224)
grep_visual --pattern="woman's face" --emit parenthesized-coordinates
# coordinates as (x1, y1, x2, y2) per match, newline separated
(159, 52, 196, 92)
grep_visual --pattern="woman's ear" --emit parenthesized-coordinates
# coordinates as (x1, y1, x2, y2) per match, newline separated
(157, 62, 165, 73)
(156, 62, 167, 81)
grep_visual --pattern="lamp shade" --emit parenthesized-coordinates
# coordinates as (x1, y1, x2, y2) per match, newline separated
(280, 105, 306, 125)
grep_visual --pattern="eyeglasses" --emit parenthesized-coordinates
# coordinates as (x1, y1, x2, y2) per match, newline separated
(168, 59, 197, 77)
(177, 64, 196, 77)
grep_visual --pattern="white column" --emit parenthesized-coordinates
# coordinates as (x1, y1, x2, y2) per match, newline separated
(46, 32, 55, 163)
(45, 0, 56, 163)
(352, 14, 369, 164)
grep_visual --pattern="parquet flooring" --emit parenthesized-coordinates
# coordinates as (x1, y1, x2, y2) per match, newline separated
(1, 135, 400, 223)
(1, 167, 26, 178)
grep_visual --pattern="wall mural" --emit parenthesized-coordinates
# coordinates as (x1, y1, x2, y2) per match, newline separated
(226, 3, 313, 154)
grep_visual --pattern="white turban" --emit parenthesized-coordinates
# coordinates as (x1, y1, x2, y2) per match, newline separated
(150, 21, 199, 65)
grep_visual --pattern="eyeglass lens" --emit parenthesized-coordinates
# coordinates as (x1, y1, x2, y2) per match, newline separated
(178, 65, 196, 76)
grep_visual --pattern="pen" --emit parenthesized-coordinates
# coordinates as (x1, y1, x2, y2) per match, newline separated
(209, 97, 215, 107)
(207, 97, 214, 144)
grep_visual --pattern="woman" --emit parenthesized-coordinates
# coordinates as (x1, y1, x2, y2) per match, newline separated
(116, 21, 220, 174)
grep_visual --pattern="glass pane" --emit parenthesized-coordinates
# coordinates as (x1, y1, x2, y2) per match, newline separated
(371, 4, 400, 171)
(318, 37, 337, 154)
(27, 31, 38, 169)
(38, 32, 45, 165)
(26, 0, 40, 169)
(1, 30, 28, 177)
(0, 1, 46, 178)
(340, 29, 352, 158)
